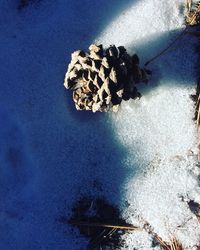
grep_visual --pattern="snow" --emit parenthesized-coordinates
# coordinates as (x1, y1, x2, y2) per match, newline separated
(0, 0, 200, 249)
(96, 0, 200, 248)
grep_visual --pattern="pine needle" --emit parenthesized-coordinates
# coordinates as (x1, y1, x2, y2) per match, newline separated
(145, 1, 200, 66)
(195, 94, 200, 130)
(155, 235, 171, 250)
(186, 0, 192, 12)
(67, 220, 140, 231)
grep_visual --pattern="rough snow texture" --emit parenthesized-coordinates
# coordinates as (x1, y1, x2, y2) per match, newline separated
(96, 0, 200, 248)
(0, 0, 200, 249)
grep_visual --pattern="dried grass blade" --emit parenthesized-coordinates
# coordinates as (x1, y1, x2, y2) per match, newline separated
(155, 235, 171, 250)
(186, 0, 192, 12)
(196, 101, 200, 129)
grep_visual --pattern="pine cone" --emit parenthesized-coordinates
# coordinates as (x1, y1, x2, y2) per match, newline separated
(64, 44, 149, 112)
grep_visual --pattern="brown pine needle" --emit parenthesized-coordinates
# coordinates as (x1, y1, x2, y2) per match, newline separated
(186, 0, 192, 12)
(173, 237, 181, 250)
(170, 239, 175, 250)
(154, 235, 182, 250)
(145, 2, 200, 66)
(196, 94, 200, 129)
(155, 235, 171, 250)
(67, 220, 141, 231)
(144, 29, 187, 66)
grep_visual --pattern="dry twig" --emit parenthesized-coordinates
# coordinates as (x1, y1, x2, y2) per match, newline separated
(67, 220, 140, 231)
(196, 94, 200, 129)
(155, 235, 171, 250)
(145, 1, 200, 66)
(152, 233, 182, 250)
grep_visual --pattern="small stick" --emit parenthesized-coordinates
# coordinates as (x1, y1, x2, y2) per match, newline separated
(155, 235, 171, 250)
(67, 220, 140, 230)
(197, 94, 200, 106)
(144, 29, 187, 66)
(172, 237, 182, 250)
(170, 239, 176, 250)
(186, 0, 192, 12)
(145, 3, 200, 66)
(197, 215, 200, 224)
(174, 238, 180, 250)
(196, 97, 200, 129)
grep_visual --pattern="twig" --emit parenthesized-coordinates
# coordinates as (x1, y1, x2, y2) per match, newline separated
(186, 0, 192, 12)
(197, 105, 200, 128)
(145, 29, 187, 66)
(170, 239, 176, 250)
(155, 235, 171, 250)
(89, 229, 107, 248)
(196, 94, 200, 129)
(165, 236, 183, 250)
(145, 2, 200, 66)
(68, 220, 141, 230)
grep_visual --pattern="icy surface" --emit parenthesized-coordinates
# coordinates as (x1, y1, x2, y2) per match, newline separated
(0, 0, 200, 249)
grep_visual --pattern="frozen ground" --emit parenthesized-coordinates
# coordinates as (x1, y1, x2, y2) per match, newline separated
(0, 0, 200, 249)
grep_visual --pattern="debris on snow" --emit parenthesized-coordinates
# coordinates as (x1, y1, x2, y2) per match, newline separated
(64, 197, 135, 249)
